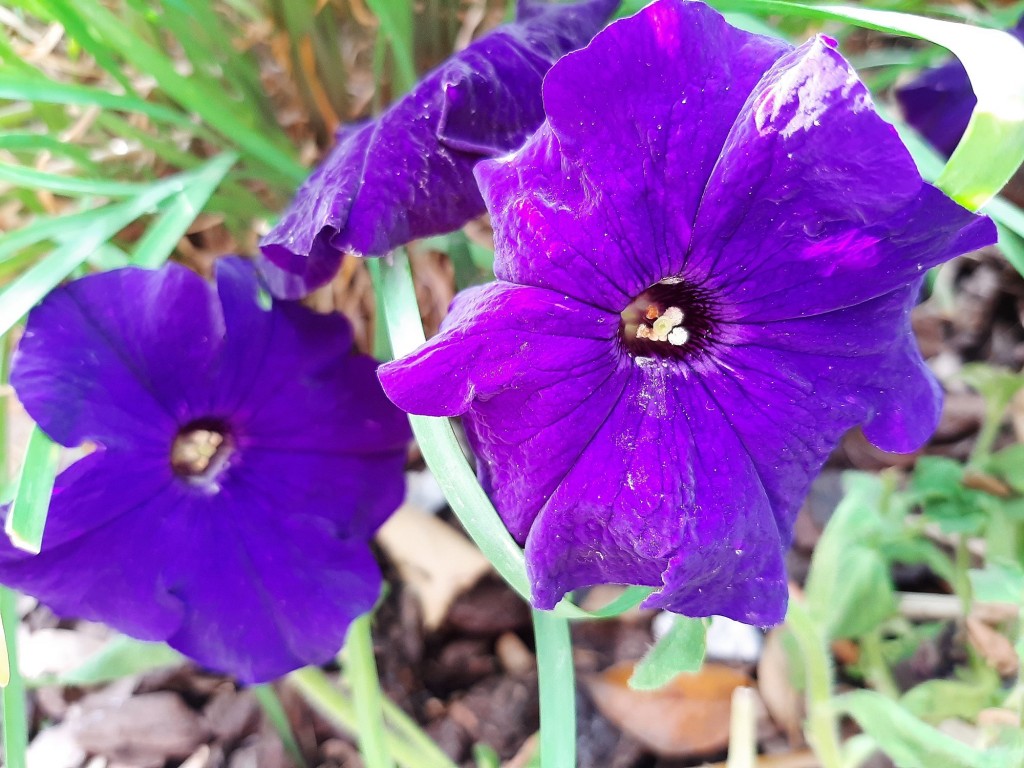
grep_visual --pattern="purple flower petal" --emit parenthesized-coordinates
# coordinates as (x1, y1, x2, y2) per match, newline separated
(689, 38, 994, 321)
(1, 258, 410, 682)
(379, 0, 997, 623)
(258, 0, 617, 299)
(479, 1, 789, 309)
(10, 266, 225, 451)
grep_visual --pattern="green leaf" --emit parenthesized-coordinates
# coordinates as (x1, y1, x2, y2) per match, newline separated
(961, 363, 1024, 409)
(969, 559, 1024, 604)
(472, 744, 501, 768)
(0, 155, 236, 338)
(253, 685, 309, 768)
(709, 0, 1024, 209)
(995, 224, 1024, 276)
(900, 667, 1002, 724)
(910, 456, 991, 533)
(51, 635, 185, 686)
(0, 74, 199, 132)
(365, 0, 417, 94)
(984, 444, 1024, 494)
(4, 427, 59, 554)
(628, 616, 707, 690)
(131, 152, 237, 268)
(0, 163, 155, 198)
(833, 689, 1020, 768)
(43, 0, 303, 185)
(805, 473, 897, 639)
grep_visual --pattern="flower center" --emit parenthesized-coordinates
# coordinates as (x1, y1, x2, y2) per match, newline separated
(619, 278, 715, 360)
(171, 419, 234, 482)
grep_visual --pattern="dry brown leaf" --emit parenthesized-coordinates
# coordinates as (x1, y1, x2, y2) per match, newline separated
(72, 691, 211, 766)
(376, 504, 491, 630)
(966, 616, 1019, 676)
(585, 661, 751, 758)
(27, 723, 86, 768)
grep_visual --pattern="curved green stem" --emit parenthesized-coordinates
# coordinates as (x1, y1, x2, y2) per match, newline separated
(376, 250, 653, 622)
(532, 609, 576, 768)
(0, 588, 27, 768)
(345, 614, 395, 768)
(786, 600, 844, 768)
(288, 667, 457, 768)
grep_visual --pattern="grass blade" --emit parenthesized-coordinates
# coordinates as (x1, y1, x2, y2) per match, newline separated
(0, 156, 235, 337)
(131, 152, 237, 268)
(365, 0, 418, 93)
(4, 427, 59, 554)
(253, 684, 309, 768)
(709, 0, 1024, 209)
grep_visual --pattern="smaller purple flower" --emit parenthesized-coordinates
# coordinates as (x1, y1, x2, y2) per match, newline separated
(258, 0, 617, 299)
(0, 258, 410, 683)
(896, 15, 1024, 156)
(379, 0, 997, 625)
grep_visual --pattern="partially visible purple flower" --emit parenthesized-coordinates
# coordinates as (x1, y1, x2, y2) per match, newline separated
(0, 259, 410, 683)
(258, 0, 617, 299)
(379, 0, 997, 625)
(896, 15, 1024, 156)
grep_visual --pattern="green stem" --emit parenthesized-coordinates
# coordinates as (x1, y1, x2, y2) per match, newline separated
(377, 251, 532, 600)
(970, 399, 1009, 465)
(532, 609, 576, 768)
(786, 601, 844, 768)
(288, 667, 457, 768)
(253, 684, 308, 768)
(1, 331, 28, 768)
(345, 614, 395, 768)
(859, 630, 899, 700)
(0, 589, 27, 768)
(376, 250, 651, 621)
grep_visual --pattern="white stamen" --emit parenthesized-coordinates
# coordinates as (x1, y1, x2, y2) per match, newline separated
(667, 327, 689, 346)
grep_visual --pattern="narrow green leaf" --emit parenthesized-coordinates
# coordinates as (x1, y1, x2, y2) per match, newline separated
(0, 207, 111, 264)
(472, 744, 501, 768)
(254, 684, 309, 768)
(365, 0, 418, 93)
(45, 0, 303, 185)
(0, 588, 28, 768)
(995, 223, 1024, 276)
(0, 132, 99, 171)
(0, 164, 154, 198)
(38, 0, 139, 95)
(0, 75, 199, 132)
(131, 152, 237, 268)
(0, 156, 235, 338)
(4, 427, 59, 554)
(709, 0, 1024, 209)
(833, 689, 1020, 768)
(628, 616, 707, 690)
(53, 636, 184, 686)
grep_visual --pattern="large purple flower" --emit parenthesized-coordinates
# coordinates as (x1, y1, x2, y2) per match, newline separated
(379, 0, 997, 624)
(897, 15, 1024, 156)
(258, 0, 616, 299)
(0, 259, 410, 683)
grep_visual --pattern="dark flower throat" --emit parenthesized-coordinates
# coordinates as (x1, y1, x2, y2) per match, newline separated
(171, 418, 234, 482)
(619, 278, 716, 360)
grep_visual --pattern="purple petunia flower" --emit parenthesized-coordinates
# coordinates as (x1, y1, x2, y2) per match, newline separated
(258, 0, 617, 299)
(896, 15, 1024, 156)
(0, 258, 410, 683)
(378, 0, 997, 625)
